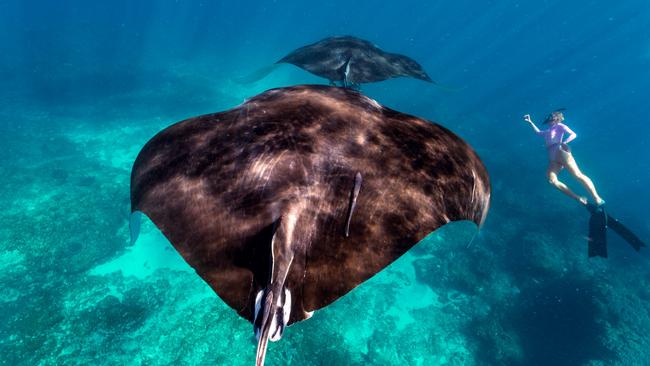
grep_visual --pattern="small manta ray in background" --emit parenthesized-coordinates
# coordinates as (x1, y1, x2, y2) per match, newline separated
(234, 36, 435, 89)
(129, 85, 490, 365)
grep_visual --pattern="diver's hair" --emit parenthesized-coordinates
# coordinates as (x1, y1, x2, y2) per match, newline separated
(543, 110, 564, 125)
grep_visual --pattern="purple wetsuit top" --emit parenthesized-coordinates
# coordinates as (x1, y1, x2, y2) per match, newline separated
(537, 123, 577, 147)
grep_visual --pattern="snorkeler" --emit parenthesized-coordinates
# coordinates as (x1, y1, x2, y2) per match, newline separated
(523, 110, 605, 207)
(523, 110, 646, 258)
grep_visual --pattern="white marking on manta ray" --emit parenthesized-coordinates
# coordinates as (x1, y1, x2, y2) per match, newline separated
(282, 288, 291, 326)
(480, 191, 491, 227)
(471, 169, 477, 203)
(254, 290, 264, 340)
(345, 172, 363, 237)
(344, 57, 352, 84)
(364, 97, 382, 110)
(269, 229, 276, 286)
(270, 288, 292, 342)
(269, 315, 279, 342)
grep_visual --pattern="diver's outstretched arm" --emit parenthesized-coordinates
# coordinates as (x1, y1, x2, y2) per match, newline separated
(523, 114, 541, 134)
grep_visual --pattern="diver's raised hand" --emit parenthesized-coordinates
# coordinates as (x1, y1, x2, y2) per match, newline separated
(523, 114, 532, 123)
(523, 114, 541, 133)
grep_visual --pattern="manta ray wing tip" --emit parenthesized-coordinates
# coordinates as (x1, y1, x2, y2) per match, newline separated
(129, 211, 142, 245)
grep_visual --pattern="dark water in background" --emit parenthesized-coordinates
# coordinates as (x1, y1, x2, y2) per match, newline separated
(1, 1, 649, 365)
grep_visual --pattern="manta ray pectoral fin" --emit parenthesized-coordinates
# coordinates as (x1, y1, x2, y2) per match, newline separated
(255, 210, 299, 366)
(129, 211, 142, 245)
(345, 172, 363, 237)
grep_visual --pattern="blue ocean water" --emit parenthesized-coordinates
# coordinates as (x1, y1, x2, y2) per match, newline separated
(1, 1, 649, 365)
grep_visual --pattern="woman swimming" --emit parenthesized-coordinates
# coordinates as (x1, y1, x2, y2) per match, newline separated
(523, 110, 605, 207)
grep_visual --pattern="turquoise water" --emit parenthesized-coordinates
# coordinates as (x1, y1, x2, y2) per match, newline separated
(1, 1, 649, 365)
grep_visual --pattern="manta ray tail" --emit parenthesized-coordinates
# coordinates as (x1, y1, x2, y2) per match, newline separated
(255, 290, 274, 366)
(255, 212, 298, 366)
(233, 64, 281, 84)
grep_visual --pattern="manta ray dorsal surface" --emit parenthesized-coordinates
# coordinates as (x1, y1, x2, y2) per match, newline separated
(277, 36, 434, 85)
(130, 85, 490, 365)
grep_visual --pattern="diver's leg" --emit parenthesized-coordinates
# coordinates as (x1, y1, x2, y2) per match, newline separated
(564, 153, 604, 205)
(547, 163, 587, 204)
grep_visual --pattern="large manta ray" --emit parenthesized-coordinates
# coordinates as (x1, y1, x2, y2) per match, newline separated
(236, 36, 434, 88)
(130, 85, 490, 365)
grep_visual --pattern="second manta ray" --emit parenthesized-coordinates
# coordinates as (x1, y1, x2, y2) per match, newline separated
(236, 36, 434, 88)
(130, 85, 490, 365)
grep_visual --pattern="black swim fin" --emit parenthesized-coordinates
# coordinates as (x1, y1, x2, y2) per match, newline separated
(586, 203, 608, 258)
(607, 216, 646, 252)
(585, 203, 646, 257)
